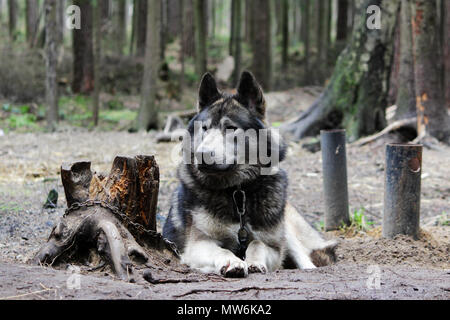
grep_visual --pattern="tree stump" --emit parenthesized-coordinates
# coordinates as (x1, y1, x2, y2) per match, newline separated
(33, 155, 180, 282)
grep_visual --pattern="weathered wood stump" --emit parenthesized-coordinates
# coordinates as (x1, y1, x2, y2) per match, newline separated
(33, 155, 179, 282)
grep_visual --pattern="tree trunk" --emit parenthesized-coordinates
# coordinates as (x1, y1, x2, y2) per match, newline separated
(193, 0, 207, 75)
(136, 0, 148, 57)
(72, 0, 94, 94)
(101, 0, 110, 21)
(45, 0, 59, 131)
(56, 0, 66, 49)
(388, 8, 401, 106)
(394, 0, 416, 120)
(336, 0, 349, 41)
(138, 0, 161, 131)
(317, 0, 324, 65)
(92, 0, 102, 126)
(229, 0, 236, 56)
(182, 0, 195, 57)
(232, 0, 242, 85)
(210, 0, 215, 39)
(26, 0, 38, 45)
(115, 0, 127, 55)
(130, 0, 137, 55)
(281, 0, 289, 70)
(179, 0, 185, 92)
(250, 0, 272, 91)
(283, 0, 400, 141)
(325, 0, 332, 56)
(8, 0, 16, 41)
(167, 0, 181, 40)
(412, 0, 450, 142)
(300, 0, 310, 72)
(161, 0, 168, 61)
(443, 0, 450, 109)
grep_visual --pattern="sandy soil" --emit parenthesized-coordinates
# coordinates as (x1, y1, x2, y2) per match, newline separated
(0, 262, 448, 300)
(0, 90, 449, 299)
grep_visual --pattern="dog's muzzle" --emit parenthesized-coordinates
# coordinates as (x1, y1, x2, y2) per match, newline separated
(197, 163, 235, 173)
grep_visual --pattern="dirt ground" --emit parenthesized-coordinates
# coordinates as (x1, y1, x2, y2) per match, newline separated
(0, 89, 449, 300)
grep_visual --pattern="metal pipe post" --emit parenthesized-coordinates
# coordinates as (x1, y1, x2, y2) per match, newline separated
(383, 143, 422, 239)
(320, 129, 350, 231)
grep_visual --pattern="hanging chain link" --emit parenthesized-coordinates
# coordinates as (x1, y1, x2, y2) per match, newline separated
(63, 199, 180, 258)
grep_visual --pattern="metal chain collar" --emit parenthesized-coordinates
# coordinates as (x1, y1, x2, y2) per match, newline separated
(232, 185, 249, 260)
(63, 199, 180, 258)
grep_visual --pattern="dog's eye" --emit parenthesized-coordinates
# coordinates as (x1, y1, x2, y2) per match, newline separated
(201, 125, 208, 131)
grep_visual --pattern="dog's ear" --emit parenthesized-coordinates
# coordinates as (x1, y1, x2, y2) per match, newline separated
(235, 71, 265, 119)
(198, 73, 221, 112)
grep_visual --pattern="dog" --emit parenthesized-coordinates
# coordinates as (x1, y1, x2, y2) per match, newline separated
(162, 71, 337, 277)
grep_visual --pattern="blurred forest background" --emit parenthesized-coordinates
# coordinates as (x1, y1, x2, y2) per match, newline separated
(0, 0, 449, 143)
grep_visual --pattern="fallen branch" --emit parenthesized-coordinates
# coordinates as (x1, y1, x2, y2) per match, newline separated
(173, 286, 295, 298)
(351, 118, 416, 147)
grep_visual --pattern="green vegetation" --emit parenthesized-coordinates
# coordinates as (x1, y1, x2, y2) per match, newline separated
(437, 212, 449, 226)
(340, 207, 374, 233)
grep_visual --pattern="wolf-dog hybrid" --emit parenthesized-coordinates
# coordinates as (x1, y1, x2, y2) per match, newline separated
(163, 71, 337, 277)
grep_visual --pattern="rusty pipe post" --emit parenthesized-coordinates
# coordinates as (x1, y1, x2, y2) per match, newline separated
(383, 143, 422, 239)
(320, 129, 350, 231)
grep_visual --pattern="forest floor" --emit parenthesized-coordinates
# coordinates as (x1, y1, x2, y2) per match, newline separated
(0, 88, 449, 300)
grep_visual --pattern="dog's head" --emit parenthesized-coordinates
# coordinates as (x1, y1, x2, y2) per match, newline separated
(180, 71, 286, 189)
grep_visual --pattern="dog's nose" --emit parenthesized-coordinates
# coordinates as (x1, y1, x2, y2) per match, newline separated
(197, 163, 234, 173)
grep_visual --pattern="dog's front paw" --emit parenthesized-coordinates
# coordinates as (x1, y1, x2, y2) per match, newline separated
(247, 262, 267, 274)
(220, 260, 248, 278)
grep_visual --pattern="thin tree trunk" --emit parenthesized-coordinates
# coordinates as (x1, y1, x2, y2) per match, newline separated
(72, 0, 94, 94)
(193, 0, 207, 74)
(0, 0, 3, 25)
(325, 0, 332, 54)
(26, 0, 38, 46)
(115, 0, 127, 55)
(167, 0, 181, 39)
(138, 0, 161, 131)
(232, 0, 242, 84)
(56, 0, 65, 49)
(281, 0, 289, 70)
(183, 0, 195, 57)
(443, 0, 450, 109)
(211, 0, 215, 39)
(394, 0, 416, 120)
(179, 0, 185, 92)
(300, 0, 310, 72)
(412, 0, 450, 142)
(130, 0, 138, 55)
(45, 0, 59, 131)
(229, 0, 236, 56)
(250, 0, 272, 91)
(92, 0, 102, 126)
(136, 0, 148, 57)
(336, 0, 349, 41)
(8, 0, 17, 41)
(317, 0, 324, 64)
